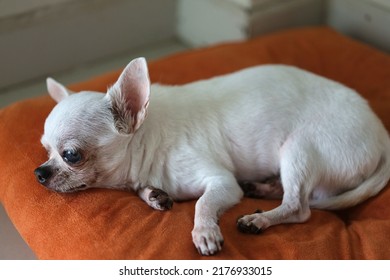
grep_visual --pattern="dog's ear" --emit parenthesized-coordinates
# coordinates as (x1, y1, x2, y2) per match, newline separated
(107, 57, 150, 134)
(46, 78, 73, 103)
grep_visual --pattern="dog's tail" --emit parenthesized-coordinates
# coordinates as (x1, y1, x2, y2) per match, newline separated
(310, 138, 390, 210)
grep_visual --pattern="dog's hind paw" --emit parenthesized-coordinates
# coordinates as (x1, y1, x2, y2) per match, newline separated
(239, 178, 283, 199)
(237, 209, 268, 234)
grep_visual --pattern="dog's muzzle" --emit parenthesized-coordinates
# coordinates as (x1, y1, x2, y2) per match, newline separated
(34, 165, 53, 186)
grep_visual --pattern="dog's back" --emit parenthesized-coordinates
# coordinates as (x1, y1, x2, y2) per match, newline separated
(148, 65, 390, 206)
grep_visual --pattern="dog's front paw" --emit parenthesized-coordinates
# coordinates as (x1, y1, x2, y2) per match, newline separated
(237, 210, 269, 234)
(192, 223, 224, 256)
(148, 187, 173, 211)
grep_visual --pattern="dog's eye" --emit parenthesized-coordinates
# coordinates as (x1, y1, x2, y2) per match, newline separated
(62, 150, 82, 164)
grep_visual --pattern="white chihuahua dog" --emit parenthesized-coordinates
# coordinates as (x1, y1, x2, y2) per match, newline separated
(35, 58, 390, 255)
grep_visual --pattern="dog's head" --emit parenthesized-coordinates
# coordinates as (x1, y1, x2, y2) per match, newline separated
(34, 57, 150, 192)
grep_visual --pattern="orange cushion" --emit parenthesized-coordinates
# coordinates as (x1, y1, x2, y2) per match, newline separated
(1, 27, 390, 259)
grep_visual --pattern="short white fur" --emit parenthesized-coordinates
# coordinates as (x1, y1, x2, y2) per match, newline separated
(38, 57, 390, 256)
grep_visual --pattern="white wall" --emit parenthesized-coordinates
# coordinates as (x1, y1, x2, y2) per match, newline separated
(177, 0, 325, 46)
(326, 0, 390, 52)
(0, 0, 73, 18)
(0, 0, 176, 89)
(1, 0, 389, 90)
(177, 0, 390, 51)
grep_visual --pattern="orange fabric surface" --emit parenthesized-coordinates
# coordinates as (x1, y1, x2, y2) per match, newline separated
(1, 27, 390, 259)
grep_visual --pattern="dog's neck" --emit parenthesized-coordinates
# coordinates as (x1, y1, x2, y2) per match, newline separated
(118, 88, 170, 191)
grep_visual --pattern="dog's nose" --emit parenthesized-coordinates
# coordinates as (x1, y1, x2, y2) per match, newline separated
(34, 166, 52, 185)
